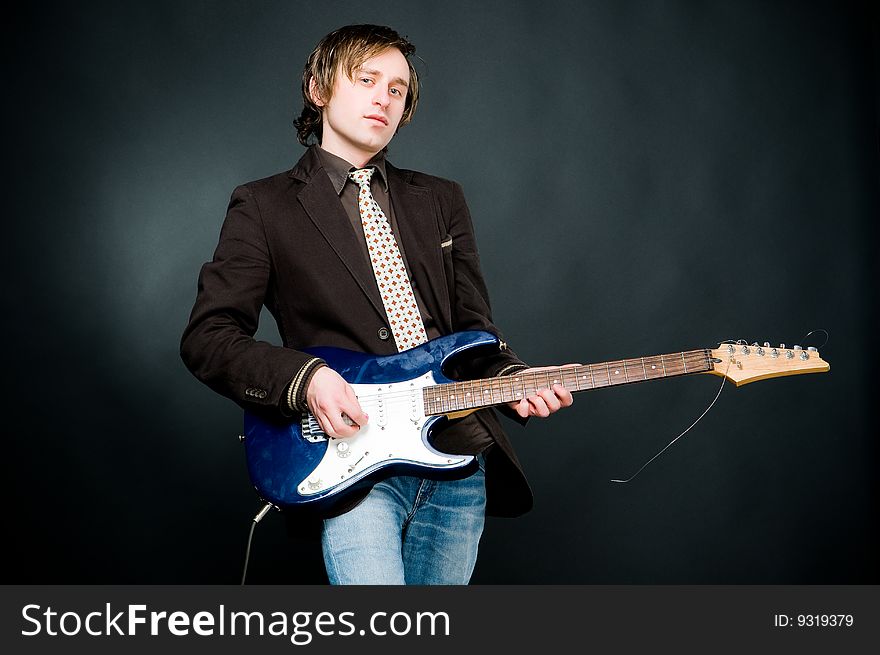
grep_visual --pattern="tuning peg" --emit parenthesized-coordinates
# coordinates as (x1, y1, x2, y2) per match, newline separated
(807, 346, 818, 352)
(779, 343, 786, 349)
(763, 342, 770, 347)
(794, 345, 802, 350)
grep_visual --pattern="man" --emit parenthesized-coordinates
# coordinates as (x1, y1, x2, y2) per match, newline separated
(181, 24, 573, 584)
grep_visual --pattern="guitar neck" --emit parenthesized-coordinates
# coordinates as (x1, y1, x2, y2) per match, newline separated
(423, 349, 714, 416)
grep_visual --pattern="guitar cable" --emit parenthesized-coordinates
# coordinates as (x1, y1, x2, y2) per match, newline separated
(610, 330, 829, 483)
(610, 338, 744, 483)
(610, 361, 729, 484)
(241, 502, 274, 585)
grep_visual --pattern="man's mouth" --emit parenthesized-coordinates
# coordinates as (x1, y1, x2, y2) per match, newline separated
(365, 114, 388, 125)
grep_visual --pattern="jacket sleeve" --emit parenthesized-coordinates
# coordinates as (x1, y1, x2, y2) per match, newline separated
(180, 184, 323, 418)
(443, 181, 531, 423)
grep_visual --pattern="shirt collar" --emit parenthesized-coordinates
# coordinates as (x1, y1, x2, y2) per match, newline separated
(316, 145, 389, 195)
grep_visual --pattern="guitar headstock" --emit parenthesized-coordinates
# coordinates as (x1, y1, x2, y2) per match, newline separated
(708, 342, 830, 386)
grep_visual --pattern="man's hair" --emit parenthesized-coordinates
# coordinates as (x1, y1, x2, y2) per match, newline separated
(294, 24, 420, 146)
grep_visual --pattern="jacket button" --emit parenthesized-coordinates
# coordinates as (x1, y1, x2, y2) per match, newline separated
(377, 327, 390, 340)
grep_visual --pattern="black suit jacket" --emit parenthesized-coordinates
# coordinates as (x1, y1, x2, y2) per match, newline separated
(181, 146, 533, 517)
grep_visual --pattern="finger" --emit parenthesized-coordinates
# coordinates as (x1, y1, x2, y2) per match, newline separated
(512, 398, 529, 418)
(319, 403, 359, 438)
(537, 387, 562, 413)
(313, 409, 338, 438)
(342, 386, 369, 426)
(528, 396, 550, 418)
(553, 383, 574, 407)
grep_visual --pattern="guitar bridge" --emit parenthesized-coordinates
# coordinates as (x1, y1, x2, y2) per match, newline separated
(301, 413, 327, 443)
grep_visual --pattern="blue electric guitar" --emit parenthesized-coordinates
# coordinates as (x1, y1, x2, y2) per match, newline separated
(242, 331, 829, 514)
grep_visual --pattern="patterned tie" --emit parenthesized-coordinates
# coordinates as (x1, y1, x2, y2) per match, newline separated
(348, 167, 428, 352)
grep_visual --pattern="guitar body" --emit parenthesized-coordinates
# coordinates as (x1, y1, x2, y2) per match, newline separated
(242, 331, 500, 513)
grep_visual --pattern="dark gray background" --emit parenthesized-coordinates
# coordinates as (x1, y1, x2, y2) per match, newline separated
(8, 0, 877, 584)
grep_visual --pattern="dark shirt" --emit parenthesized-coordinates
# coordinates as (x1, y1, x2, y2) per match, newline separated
(316, 146, 441, 342)
(316, 146, 494, 456)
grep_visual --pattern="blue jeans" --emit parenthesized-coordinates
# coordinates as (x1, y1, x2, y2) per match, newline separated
(321, 456, 486, 585)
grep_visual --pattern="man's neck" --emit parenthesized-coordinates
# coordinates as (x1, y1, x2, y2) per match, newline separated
(319, 141, 380, 169)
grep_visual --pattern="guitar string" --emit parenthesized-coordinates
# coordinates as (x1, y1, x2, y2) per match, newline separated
(800, 328, 829, 350)
(609, 340, 742, 484)
(335, 353, 711, 407)
(311, 353, 711, 434)
(308, 334, 821, 411)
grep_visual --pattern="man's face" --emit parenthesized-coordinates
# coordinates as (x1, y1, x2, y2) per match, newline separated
(314, 47, 410, 165)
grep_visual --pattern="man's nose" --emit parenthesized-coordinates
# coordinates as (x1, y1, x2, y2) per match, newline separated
(373, 89, 390, 108)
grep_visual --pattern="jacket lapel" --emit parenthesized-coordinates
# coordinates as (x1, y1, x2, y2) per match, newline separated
(292, 152, 387, 321)
(387, 165, 453, 333)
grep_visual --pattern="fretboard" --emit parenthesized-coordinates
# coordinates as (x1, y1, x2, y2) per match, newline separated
(423, 349, 713, 416)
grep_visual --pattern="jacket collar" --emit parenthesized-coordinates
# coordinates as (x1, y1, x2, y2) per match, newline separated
(289, 146, 452, 334)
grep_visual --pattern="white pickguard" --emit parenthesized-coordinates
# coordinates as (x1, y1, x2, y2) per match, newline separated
(296, 371, 472, 497)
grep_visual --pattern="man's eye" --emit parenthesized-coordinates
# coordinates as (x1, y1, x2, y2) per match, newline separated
(390, 88, 402, 96)
(360, 78, 373, 84)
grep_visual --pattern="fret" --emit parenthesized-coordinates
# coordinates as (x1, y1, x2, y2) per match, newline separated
(447, 382, 457, 411)
(578, 366, 591, 390)
(498, 375, 511, 405)
(565, 366, 578, 391)
(680, 351, 688, 373)
(512, 373, 523, 400)
(608, 361, 624, 385)
(592, 364, 607, 388)
(643, 356, 664, 380)
(622, 359, 630, 383)
(562, 366, 578, 391)
(521, 372, 534, 398)
(563, 366, 576, 391)
(482, 379, 494, 407)
(482, 377, 492, 406)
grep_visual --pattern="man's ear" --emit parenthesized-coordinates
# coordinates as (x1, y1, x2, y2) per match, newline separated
(308, 77, 325, 107)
